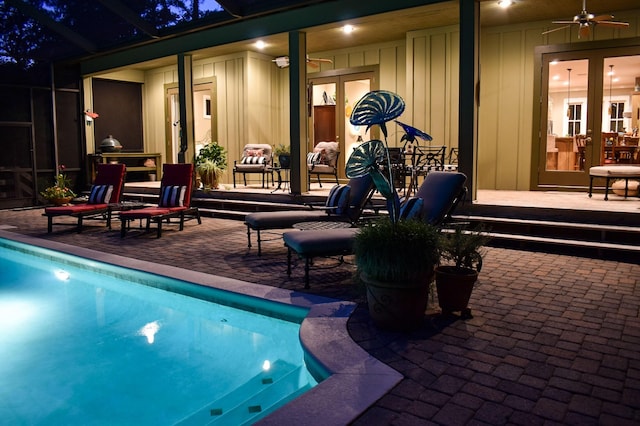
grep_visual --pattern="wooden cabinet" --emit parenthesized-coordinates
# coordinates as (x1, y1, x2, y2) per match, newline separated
(313, 105, 336, 145)
(631, 93, 640, 132)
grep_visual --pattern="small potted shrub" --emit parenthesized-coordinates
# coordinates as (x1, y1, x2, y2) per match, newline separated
(195, 142, 227, 189)
(435, 224, 490, 318)
(274, 144, 291, 168)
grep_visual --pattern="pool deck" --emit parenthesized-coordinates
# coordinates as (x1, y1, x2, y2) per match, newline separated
(1, 207, 639, 425)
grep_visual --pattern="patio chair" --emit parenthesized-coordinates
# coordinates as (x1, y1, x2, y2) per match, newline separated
(283, 171, 467, 288)
(233, 144, 274, 188)
(119, 163, 201, 238)
(44, 163, 126, 233)
(406, 145, 447, 194)
(244, 174, 375, 255)
(307, 141, 340, 188)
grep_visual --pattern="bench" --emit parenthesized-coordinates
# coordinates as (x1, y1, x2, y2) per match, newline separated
(589, 165, 640, 200)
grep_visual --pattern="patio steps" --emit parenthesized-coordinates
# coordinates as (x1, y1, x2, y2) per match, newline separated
(451, 214, 640, 263)
(121, 186, 640, 262)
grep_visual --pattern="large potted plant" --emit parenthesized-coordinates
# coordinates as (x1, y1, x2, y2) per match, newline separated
(195, 142, 227, 190)
(346, 90, 438, 330)
(355, 218, 440, 330)
(435, 224, 490, 318)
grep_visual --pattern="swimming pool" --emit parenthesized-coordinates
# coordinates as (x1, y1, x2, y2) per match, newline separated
(0, 237, 322, 425)
(0, 229, 402, 425)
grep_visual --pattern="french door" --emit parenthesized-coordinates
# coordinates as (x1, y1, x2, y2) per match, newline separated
(536, 44, 640, 188)
(308, 68, 377, 180)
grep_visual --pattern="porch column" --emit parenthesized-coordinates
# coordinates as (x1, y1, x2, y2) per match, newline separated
(177, 53, 195, 164)
(289, 31, 308, 195)
(458, 0, 480, 200)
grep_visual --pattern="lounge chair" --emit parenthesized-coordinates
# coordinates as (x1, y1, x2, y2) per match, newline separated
(244, 174, 375, 255)
(307, 141, 340, 188)
(44, 163, 126, 233)
(119, 163, 201, 238)
(283, 171, 468, 288)
(233, 144, 274, 188)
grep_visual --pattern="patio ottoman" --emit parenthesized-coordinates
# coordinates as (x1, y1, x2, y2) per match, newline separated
(588, 165, 640, 200)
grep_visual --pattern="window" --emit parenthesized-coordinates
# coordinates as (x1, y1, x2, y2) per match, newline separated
(567, 103, 582, 136)
(609, 101, 625, 132)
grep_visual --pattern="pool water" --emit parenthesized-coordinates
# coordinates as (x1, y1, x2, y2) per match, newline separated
(0, 239, 317, 425)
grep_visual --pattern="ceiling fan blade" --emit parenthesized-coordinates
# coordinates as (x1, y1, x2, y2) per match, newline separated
(542, 25, 571, 35)
(307, 57, 333, 64)
(578, 24, 590, 39)
(551, 20, 577, 25)
(595, 21, 630, 28)
(592, 14, 614, 21)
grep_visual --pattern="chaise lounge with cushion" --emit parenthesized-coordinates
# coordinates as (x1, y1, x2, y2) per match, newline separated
(44, 163, 126, 233)
(244, 174, 375, 255)
(119, 163, 201, 238)
(283, 171, 468, 288)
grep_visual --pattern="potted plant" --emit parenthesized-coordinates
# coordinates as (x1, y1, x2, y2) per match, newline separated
(346, 90, 437, 330)
(274, 144, 291, 168)
(435, 224, 490, 318)
(355, 218, 441, 330)
(195, 142, 227, 189)
(41, 165, 76, 205)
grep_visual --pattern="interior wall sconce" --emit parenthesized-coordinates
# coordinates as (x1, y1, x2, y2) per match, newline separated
(497, 0, 513, 8)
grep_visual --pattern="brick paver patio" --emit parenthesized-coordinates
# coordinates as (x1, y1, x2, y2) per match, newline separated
(1, 207, 639, 425)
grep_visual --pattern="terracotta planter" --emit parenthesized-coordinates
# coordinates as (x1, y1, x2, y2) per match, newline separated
(435, 265, 478, 318)
(362, 272, 433, 331)
(199, 172, 219, 189)
(51, 197, 73, 206)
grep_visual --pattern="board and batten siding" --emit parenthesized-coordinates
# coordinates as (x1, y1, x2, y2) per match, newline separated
(405, 25, 460, 165)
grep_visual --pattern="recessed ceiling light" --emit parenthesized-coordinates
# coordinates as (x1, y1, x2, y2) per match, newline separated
(343, 25, 355, 34)
(255, 40, 266, 49)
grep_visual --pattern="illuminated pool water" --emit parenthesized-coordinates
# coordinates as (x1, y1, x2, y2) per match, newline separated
(0, 238, 318, 425)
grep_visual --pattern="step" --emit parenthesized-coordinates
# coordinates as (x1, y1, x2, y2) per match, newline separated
(453, 214, 640, 247)
(174, 359, 306, 426)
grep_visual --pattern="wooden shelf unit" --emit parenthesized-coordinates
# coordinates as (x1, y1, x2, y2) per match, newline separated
(89, 153, 162, 182)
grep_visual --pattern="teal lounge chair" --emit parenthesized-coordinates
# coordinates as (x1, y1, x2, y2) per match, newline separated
(283, 171, 467, 288)
(244, 174, 375, 255)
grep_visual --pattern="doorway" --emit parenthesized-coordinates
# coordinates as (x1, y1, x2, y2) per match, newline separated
(165, 81, 216, 164)
(536, 43, 640, 189)
(308, 68, 377, 179)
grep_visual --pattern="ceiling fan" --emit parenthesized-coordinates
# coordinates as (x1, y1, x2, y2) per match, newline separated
(542, 0, 629, 39)
(272, 55, 333, 68)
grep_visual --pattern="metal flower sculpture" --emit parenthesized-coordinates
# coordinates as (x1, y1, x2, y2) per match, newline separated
(395, 120, 432, 153)
(349, 90, 405, 139)
(346, 91, 407, 221)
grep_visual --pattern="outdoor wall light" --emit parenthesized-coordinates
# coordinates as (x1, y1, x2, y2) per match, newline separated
(273, 56, 290, 68)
